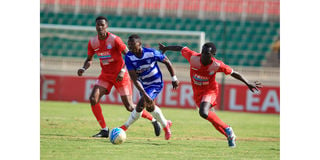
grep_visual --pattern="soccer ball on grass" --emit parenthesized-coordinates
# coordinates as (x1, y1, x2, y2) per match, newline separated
(109, 128, 126, 145)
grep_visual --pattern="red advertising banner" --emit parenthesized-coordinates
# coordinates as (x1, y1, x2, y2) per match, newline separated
(40, 75, 279, 114)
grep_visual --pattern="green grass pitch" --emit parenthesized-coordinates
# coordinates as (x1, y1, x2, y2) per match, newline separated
(41, 101, 279, 160)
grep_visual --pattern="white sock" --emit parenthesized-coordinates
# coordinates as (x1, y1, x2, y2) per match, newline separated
(102, 127, 108, 131)
(124, 109, 142, 128)
(150, 106, 168, 128)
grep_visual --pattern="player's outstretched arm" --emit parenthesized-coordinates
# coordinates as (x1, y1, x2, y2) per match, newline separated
(231, 71, 263, 92)
(158, 43, 183, 54)
(77, 55, 93, 76)
(160, 57, 179, 89)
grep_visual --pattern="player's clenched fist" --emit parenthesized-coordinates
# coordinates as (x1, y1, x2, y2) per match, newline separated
(172, 80, 179, 89)
(77, 68, 85, 76)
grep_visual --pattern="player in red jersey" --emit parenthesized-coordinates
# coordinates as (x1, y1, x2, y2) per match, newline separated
(159, 42, 262, 147)
(77, 16, 160, 138)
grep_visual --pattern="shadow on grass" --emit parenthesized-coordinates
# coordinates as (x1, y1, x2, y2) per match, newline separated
(41, 133, 105, 141)
(41, 133, 69, 137)
(270, 148, 280, 151)
(124, 141, 166, 146)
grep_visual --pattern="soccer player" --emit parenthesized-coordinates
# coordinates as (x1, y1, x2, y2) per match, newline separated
(77, 16, 160, 138)
(119, 34, 179, 140)
(159, 42, 262, 147)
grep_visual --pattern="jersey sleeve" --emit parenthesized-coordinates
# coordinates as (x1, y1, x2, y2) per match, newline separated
(153, 49, 166, 62)
(217, 61, 233, 75)
(181, 47, 197, 62)
(114, 37, 127, 54)
(87, 41, 95, 56)
(125, 55, 135, 71)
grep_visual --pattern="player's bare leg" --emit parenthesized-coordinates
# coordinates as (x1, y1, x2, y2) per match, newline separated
(120, 95, 134, 112)
(199, 102, 236, 147)
(120, 95, 161, 136)
(90, 85, 109, 138)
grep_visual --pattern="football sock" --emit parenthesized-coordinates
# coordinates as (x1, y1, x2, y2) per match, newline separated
(212, 123, 227, 137)
(91, 103, 106, 129)
(123, 109, 142, 129)
(120, 125, 127, 131)
(150, 106, 168, 128)
(141, 109, 154, 121)
(206, 111, 229, 134)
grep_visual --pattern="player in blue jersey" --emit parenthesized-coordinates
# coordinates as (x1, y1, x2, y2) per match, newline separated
(119, 34, 179, 140)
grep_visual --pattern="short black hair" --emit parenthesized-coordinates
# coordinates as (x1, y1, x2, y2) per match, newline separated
(128, 34, 142, 43)
(95, 16, 109, 24)
(203, 42, 216, 54)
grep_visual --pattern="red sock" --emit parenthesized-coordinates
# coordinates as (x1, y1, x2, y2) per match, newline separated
(212, 123, 227, 137)
(120, 125, 128, 131)
(141, 109, 153, 121)
(91, 103, 106, 129)
(206, 111, 229, 136)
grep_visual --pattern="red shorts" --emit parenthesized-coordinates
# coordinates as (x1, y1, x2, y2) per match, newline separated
(194, 89, 218, 108)
(95, 71, 132, 96)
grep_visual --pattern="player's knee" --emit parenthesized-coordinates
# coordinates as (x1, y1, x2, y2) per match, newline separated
(146, 105, 155, 112)
(135, 105, 144, 112)
(199, 109, 208, 119)
(125, 105, 134, 112)
(89, 96, 98, 106)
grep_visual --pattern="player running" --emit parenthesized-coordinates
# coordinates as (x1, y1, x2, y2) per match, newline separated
(159, 42, 262, 147)
(77, 16, 160, 138)
(119, 34, 179, 140)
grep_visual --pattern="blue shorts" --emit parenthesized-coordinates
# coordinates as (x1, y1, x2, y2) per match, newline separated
(143, 86, 163, 100)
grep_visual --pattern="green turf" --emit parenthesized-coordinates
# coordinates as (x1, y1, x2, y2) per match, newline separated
(40, 101, 279, 160)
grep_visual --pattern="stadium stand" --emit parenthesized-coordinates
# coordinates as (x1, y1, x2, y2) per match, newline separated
(40, 0, 280, 20)
(40, 11, 279, 67)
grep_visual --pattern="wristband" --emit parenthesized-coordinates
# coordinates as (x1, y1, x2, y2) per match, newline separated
(80, 67, 86, 71)
(172, 75, 178, 81)
(120, 68, 126, 72)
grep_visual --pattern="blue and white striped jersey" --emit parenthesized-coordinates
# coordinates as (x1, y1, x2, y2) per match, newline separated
(125, 47, 166, 89)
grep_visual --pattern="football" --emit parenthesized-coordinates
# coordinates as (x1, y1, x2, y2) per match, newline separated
(109, 128, 126, 145)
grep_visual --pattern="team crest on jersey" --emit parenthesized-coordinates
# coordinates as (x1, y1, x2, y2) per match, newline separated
(132, 62, 137, 66)
(107, 44, 112, 49)
(209, 71, 215, 75)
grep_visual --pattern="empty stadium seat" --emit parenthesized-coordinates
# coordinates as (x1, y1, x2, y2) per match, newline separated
(40, 11, 280, 66)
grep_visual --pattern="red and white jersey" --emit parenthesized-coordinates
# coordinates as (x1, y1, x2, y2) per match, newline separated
(181, 47, 233, 94)
(88, 32, 127, 81)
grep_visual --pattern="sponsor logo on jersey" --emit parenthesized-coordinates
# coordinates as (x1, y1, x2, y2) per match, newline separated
(136, 66, 151, 74)
(98, 51, 113, 65)
(192, 74, 209, 85)
(193, 80, 209, 86)
(98, 51, 111, 57)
